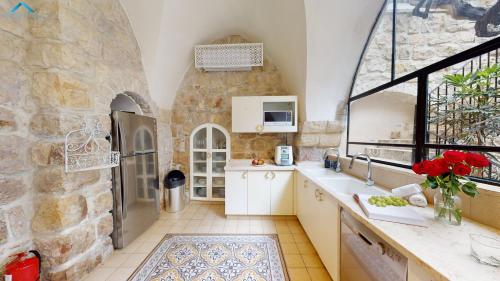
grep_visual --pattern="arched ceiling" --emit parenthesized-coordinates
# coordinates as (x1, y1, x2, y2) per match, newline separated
(119, 0, 384, 121)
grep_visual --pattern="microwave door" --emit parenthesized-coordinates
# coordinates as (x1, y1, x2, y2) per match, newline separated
(264, 111, 292, 126)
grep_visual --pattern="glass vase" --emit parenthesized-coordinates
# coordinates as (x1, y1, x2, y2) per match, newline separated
(434, 188, 462, 226)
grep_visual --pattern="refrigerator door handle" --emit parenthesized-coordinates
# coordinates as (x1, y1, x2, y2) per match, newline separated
(118, 121, 127, 154)
(117, 123, 128, 220)
(121, 161, 128, 220)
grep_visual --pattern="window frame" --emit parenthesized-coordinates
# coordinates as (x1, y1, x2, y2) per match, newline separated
(347, 3, 500, 186)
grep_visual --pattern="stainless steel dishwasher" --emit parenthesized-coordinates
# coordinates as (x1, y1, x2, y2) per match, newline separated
(340, 209, 408, 281)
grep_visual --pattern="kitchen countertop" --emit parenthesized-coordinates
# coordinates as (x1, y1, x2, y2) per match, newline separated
(295, 162, 500, 281)
(224, 159, 295, 171)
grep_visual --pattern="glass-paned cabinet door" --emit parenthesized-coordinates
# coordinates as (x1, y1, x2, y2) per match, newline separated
(190, 124, 230, 201)
(212, 151, 226, 175)
(193, 127, 207, 149)
(193, 176, 207, 199)
(212, 128, 227, 149)
(212, 177, 225, 199)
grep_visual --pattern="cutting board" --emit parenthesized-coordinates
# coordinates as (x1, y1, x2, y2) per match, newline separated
(355, 194, 428, 227)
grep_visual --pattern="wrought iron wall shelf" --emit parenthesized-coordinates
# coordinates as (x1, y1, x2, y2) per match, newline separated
(65, 119, 120, 173)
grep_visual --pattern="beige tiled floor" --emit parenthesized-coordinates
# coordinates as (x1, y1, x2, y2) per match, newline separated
(84, 202, 332, 281)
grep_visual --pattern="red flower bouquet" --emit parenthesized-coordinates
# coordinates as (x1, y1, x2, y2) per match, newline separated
(412, 151, 489, 225)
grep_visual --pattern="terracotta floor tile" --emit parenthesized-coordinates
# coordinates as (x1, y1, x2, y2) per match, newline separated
(293, 233, 310, 243)
(83, 267, 116, 281)
(101, 253, 129, 267)
(134, 241, 160, 254)
(120, 253, 148, 268)
(284, 254, 305, 268)
(276, 225, 291, 234)
(296, 243, 317, 254)
(93, 203, 324, 281)
(105, 267, 135, 281)
(288, 268, 311, 281)
(280, 243, 300, 254)
(301, 254, 324, 268)
(278, 233, 295, 243)
(307, 267, 332, 281)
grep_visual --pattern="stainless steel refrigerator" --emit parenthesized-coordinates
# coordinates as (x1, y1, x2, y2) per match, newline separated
(111, 111, 160, 249)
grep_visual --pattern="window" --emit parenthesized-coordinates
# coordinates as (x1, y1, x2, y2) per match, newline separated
(348, 1, 500, 185)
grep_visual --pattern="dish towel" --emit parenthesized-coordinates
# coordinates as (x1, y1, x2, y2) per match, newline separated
(391, 183, 428, 207)
(408, 193, 428, 207)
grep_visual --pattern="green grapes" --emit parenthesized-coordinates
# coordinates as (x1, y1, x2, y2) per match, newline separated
(368, 196, 409, 207)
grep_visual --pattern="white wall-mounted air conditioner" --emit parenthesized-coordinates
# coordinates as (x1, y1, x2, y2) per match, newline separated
(194, 43, 263, 71)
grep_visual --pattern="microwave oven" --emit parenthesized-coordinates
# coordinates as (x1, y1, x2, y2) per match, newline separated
(263, 111, 293, 126)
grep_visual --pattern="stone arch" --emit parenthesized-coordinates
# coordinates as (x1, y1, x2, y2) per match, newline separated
(110, 93, 143, 115)
(171, 34, 292, 185)
(113, 91, 154, 116)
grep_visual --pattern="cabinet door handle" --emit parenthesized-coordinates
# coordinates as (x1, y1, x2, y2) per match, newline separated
(206, 152, 212, 159)
(264, 171, 271, 180)
(315, 189, 324, 201)
(242, 171, 248, 179)
(271, 171, 276, 180)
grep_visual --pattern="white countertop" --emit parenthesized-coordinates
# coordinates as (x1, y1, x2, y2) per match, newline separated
(294, 162, 500, 281)
(224, 159, 295, 171)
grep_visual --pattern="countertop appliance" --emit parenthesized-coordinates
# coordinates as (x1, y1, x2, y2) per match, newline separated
(264, 110, 293, 126)
(275, 146, 293, 166)
(340, 209, 408, 281)
(111, 111, 160, 249)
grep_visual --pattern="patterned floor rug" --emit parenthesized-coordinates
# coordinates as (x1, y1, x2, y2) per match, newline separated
(129, 234, 289, 281)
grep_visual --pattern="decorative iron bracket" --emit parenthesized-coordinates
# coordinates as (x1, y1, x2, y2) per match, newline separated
(65, 118, 120, 173)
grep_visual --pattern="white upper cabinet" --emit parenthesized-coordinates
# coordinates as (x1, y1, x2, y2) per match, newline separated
(232, 96, 298, 133)
(231, 97, 263, 133)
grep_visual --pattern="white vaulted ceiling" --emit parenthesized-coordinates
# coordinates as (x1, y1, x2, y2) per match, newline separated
(119, 0, 384, 121)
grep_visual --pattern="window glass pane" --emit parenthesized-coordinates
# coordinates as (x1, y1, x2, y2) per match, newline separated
(426, 50, 500, 147)
(350, 144, 415, 166)
(395, 0, 500, 78)
(352, 1, 394, 96)
(350, 79, 417, 144)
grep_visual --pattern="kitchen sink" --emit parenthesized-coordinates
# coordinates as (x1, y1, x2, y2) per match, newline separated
(317, 177, 386, 196)
(301, 168, 344, 177)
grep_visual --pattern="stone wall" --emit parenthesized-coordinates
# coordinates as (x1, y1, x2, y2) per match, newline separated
(294, 101, 346, 161)
(353, 3, 495, 96)
(171, 35, 294, 186)
(0, 1, 171, 280)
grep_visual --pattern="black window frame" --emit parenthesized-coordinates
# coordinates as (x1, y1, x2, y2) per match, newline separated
(346, 2, 500, 186)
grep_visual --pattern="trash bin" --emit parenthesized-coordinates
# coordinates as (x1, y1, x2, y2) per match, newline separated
(164, 170, 186, 212)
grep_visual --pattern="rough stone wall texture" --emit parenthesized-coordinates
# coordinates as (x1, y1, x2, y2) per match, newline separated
(171, 35, 295, 187)
(353, 5, 496, 96)
(295, 102, 346, 161)
(0, 0, 172, 280)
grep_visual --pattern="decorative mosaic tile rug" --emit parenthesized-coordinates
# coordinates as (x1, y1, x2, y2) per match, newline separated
(129, 234, 289, 281)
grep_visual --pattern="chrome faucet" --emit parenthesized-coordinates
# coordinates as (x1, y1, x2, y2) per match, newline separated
(323, 148, 341, 173)
(349, 153, 374, 186)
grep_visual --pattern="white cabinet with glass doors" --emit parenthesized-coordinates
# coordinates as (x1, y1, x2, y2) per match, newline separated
(190, 123, 230, 201)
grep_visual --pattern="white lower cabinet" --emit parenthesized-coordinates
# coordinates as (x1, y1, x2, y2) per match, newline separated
(225, 170, 294, 215)
(270, 171, 294, 215)
(225, 171, 248, 215)
(296, 173, 340, 281)
(408, 260, 434, 281)
(248, 171, 271, 215)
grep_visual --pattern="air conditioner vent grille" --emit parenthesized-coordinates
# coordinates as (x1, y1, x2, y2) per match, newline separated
(195, 43, 263, 71)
